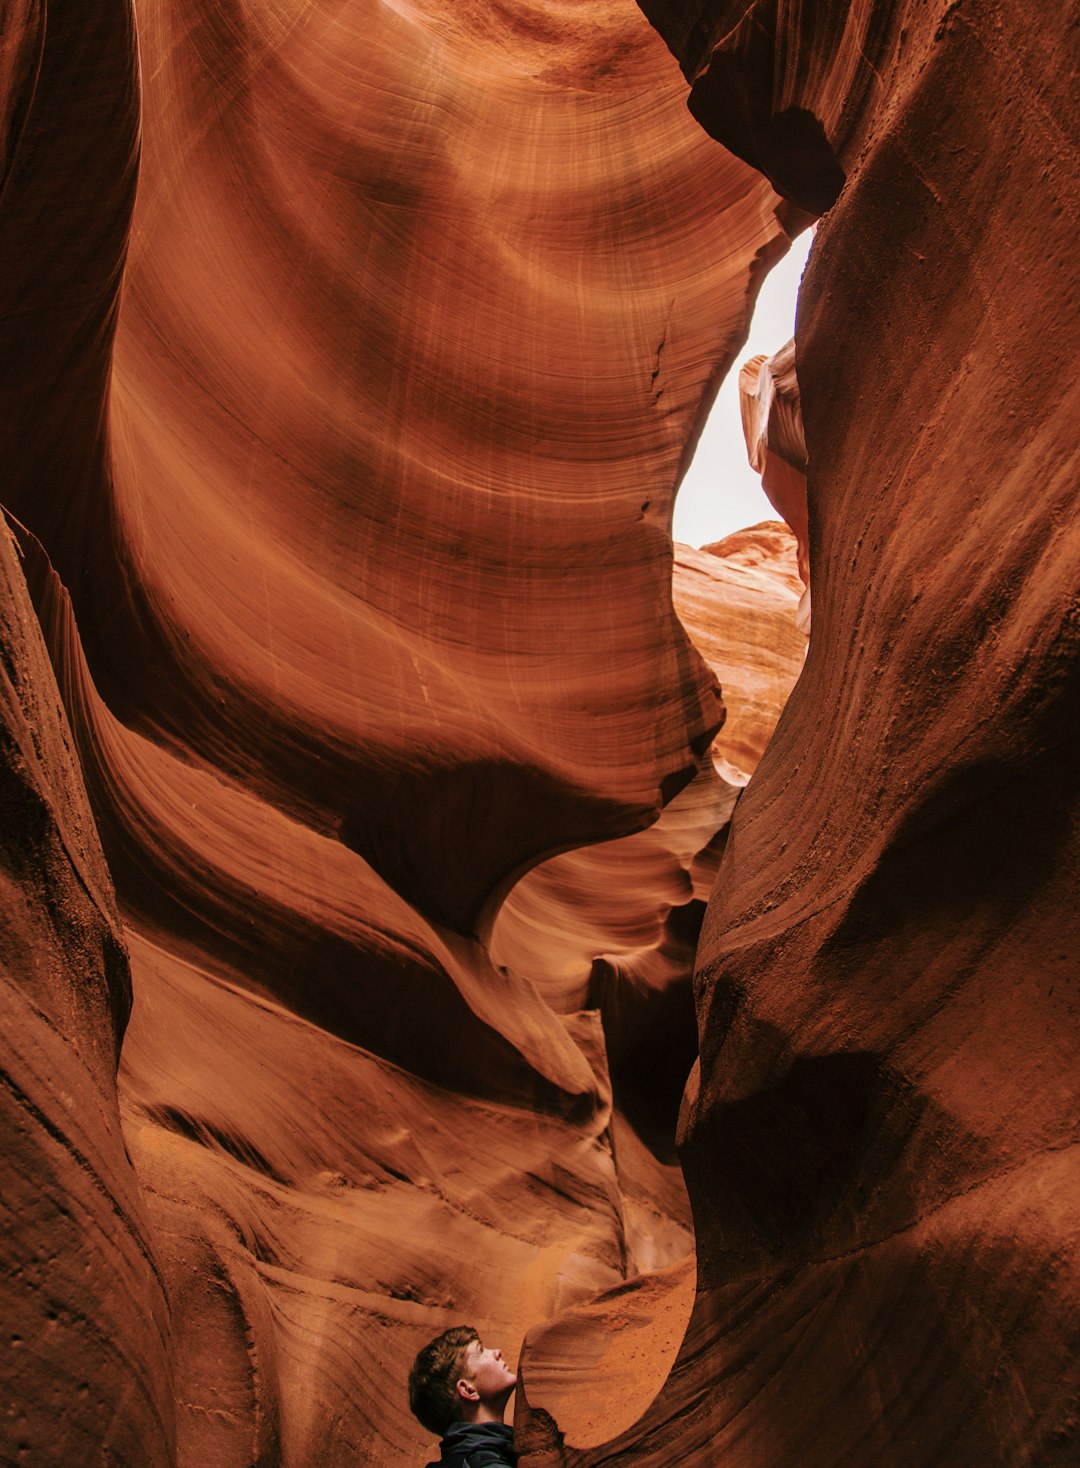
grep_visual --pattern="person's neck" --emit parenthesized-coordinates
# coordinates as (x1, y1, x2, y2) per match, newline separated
(461, 1395, 511, 1427)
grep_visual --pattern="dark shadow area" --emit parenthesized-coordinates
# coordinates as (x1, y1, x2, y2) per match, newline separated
(588, 899, 704, 1162)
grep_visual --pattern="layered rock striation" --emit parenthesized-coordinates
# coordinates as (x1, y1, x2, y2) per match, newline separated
(2, 0, 1075, 1463)
(518, 1, 1080, 1464)
(0, 518, 174, 1465)
(492, 526, 806, 1150)
(0, 2, 809, 1465)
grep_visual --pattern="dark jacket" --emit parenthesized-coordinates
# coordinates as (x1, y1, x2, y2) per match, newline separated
(426, 1421, 517, 1468)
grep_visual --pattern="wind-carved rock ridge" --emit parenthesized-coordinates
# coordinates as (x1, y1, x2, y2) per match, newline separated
(0, 517, 176, 1466)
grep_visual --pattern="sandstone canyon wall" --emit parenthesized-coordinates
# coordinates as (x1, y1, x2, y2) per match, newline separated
(1, 1, 1076, 1466)
(0, 1, 807, 1464)
(518, 1, 1080, 1464)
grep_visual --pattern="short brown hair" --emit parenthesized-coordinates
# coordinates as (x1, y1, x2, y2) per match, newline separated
(408, 1325, 479, 1434)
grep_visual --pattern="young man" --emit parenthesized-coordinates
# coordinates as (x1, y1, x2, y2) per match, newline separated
(408, 1325, 518, 1467)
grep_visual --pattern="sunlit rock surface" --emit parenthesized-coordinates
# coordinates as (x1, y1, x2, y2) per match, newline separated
(739, 339, 811, 629)
(0, 1, 813, 1465)
(15, 0, 804, 939)
(518, 1, 1080, 1464)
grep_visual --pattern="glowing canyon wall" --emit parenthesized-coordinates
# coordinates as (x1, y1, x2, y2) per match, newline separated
(0, 1, 804, 1463)
(0, 2, 1076, 1467)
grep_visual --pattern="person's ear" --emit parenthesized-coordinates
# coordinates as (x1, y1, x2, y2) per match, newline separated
(456, 1377, 479, 1403)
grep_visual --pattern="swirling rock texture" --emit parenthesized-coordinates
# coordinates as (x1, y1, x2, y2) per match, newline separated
(2, 0, 1076, 1465)
(518, 1, 1080, 1465)
(503, 524, 806, 1448)
(0, 2, 812, 1467)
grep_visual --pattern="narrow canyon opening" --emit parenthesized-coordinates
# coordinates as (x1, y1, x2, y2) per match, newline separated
(490, 230, 815, 1448)
(674, 228, 813, 549)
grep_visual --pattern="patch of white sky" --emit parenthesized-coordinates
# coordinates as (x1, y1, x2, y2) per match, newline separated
(672, 228, 813, 549)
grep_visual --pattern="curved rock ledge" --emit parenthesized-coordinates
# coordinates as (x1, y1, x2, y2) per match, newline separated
(0, 519, 174, 1466)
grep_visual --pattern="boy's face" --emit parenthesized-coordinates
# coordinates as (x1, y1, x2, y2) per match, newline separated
(461, 1339, 517, 1401)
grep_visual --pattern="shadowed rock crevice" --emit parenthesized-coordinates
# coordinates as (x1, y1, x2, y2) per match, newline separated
(820, 748, 1079, 963)
(691, 82, 845, 217)
(681, 1047, 883, 1262)
(585, 901, 703, 1163)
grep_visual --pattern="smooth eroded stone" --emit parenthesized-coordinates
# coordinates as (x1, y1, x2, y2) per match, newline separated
(2, 3, 813, 1460)
(739, 339, 811, 626)
(6, 0, 801, 944)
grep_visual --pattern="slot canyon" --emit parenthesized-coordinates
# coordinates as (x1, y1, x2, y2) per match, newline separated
(0, 0, 1076, 1464)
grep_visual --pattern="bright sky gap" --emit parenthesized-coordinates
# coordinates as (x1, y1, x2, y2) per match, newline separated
(673, 229, 813, 548)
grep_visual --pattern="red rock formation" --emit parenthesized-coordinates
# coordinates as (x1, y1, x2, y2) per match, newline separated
(0, 520, 174, 1465)
(518, 1, 1080, 1464)
(739, 338, 811, 628)
(491, 522, 804, 1240)
(24, 0, 807, 940)
(491, 526, 804, 1004)
(496, 525, 808, 1455)
(0, 2, 813, 1465)
(5, 0, 1074, 1462)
